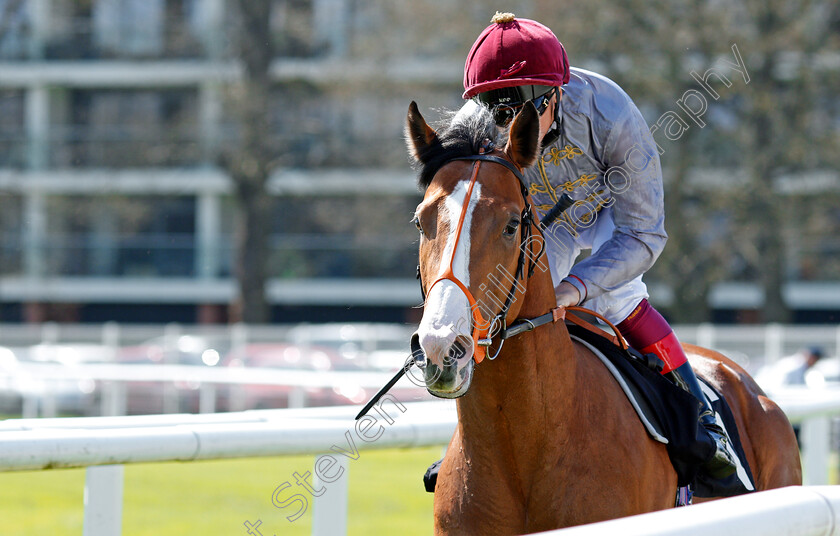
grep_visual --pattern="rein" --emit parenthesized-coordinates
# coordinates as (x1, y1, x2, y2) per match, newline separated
(355, 305, 626, 421)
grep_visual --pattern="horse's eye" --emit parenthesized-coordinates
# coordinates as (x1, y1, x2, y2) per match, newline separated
(503, 219, 520, 237)
(412, 216, 423, 233)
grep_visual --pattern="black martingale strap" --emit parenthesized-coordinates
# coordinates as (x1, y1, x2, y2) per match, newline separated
(539, 193, 575, 230)
(499, 309, 559, 340)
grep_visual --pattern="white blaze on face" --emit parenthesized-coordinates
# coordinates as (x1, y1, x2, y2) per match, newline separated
(417, 179, 481, 361)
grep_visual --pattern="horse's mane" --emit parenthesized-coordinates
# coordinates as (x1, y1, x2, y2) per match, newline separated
(412, 104, 500, 190)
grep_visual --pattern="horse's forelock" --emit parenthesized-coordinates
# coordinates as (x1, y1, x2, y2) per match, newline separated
(414, 105, 499, 190)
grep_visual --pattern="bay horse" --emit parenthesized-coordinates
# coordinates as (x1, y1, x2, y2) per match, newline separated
(404, 100, 801, 534)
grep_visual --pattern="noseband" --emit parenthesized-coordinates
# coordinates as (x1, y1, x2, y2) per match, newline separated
(418, 146, 544, 363)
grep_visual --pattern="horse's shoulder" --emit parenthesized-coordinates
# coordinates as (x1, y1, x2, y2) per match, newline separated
(569, 337, 626, 386)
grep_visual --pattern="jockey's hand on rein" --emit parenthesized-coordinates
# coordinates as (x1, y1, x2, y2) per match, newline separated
(555, 281, 581, 308)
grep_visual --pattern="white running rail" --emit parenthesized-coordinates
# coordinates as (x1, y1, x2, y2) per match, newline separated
(0, 389, 837, 535)
(0, 399, 456, 536)
(544, 485, 840, 536)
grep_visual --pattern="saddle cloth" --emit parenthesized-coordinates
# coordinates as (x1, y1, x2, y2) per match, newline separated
(568, 324, 756, 497)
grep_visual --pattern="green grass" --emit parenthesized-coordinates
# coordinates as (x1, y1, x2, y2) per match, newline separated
(0, 446, 441, 535)
(4, 447, 832, 534)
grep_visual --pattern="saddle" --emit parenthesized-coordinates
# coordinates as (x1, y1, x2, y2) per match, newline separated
(423, 313, 756, 499)
(565, 320, 755, 498)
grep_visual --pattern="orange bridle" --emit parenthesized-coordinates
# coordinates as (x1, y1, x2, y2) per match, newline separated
(424, 159, 494, 362)
(421, 151, 538, 363)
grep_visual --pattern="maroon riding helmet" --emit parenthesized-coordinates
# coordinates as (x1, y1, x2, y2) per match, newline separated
(463, 13, 570, 100)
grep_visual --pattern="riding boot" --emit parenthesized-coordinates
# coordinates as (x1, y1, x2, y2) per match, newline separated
(667, 360, 738, 479)
(618, 299, 737, 479)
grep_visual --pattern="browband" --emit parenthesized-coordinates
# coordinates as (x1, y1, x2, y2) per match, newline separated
(451, 154, 527, 188)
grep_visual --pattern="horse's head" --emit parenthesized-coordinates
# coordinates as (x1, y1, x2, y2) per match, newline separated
(405, 100, 542, 398)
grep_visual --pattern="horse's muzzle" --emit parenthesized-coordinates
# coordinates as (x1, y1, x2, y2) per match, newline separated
(410, 332, 474, 398)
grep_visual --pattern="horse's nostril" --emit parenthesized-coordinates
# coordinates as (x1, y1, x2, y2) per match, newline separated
(449, 340, 465, 360)
(410, 332, 427, 369)
(443, 336, 473, 366)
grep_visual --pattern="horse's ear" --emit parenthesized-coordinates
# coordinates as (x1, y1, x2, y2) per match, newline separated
(505, 102, 541, 169)
(405, 101, 438, 162)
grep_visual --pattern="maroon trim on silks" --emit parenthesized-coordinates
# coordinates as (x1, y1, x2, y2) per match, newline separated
(617, 299, 671, 348)
(566, 274, 587, 303)
(640, 331, 688, 374)
(618, 299, 686, 374)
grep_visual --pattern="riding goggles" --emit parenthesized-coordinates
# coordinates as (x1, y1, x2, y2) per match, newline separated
(473, 85, 555, 127)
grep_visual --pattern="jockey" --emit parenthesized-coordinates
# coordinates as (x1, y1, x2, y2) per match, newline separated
(460, 12, 737, 479)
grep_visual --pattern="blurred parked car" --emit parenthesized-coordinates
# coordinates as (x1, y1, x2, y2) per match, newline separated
(287, 323, 415, 371)
(222, 343, 366, 410)
(286, 323, 433, 404)
(118, 334, 229, 367)
(116, 334, 230, 414)
(11, 344, 103, 416)
(25, 343, 116, 365)
(0, 346, 25, 414)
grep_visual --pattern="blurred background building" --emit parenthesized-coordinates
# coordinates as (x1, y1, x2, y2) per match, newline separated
(0, 0, 838, 325)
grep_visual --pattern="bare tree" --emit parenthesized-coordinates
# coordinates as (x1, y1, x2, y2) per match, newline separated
(222, 0, 275, 323)
(0, 0, 25, 45)
(533, 0, 739, 322)
(721, 0, 840, 322)
(536, 0, 839, 323)
(213, 0, 839, 324)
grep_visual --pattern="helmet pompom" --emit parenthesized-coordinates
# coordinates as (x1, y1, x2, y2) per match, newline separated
(491, 12, 516, 24)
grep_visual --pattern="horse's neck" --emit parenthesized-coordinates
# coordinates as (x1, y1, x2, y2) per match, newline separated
(456, 266, 577, 456)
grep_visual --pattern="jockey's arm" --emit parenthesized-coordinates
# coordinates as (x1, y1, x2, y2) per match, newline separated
(565, 103, 668, 304)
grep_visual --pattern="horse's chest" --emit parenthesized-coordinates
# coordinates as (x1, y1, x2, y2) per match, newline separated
(435, 456, 602, 534)
(436, 425, 670, 534)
